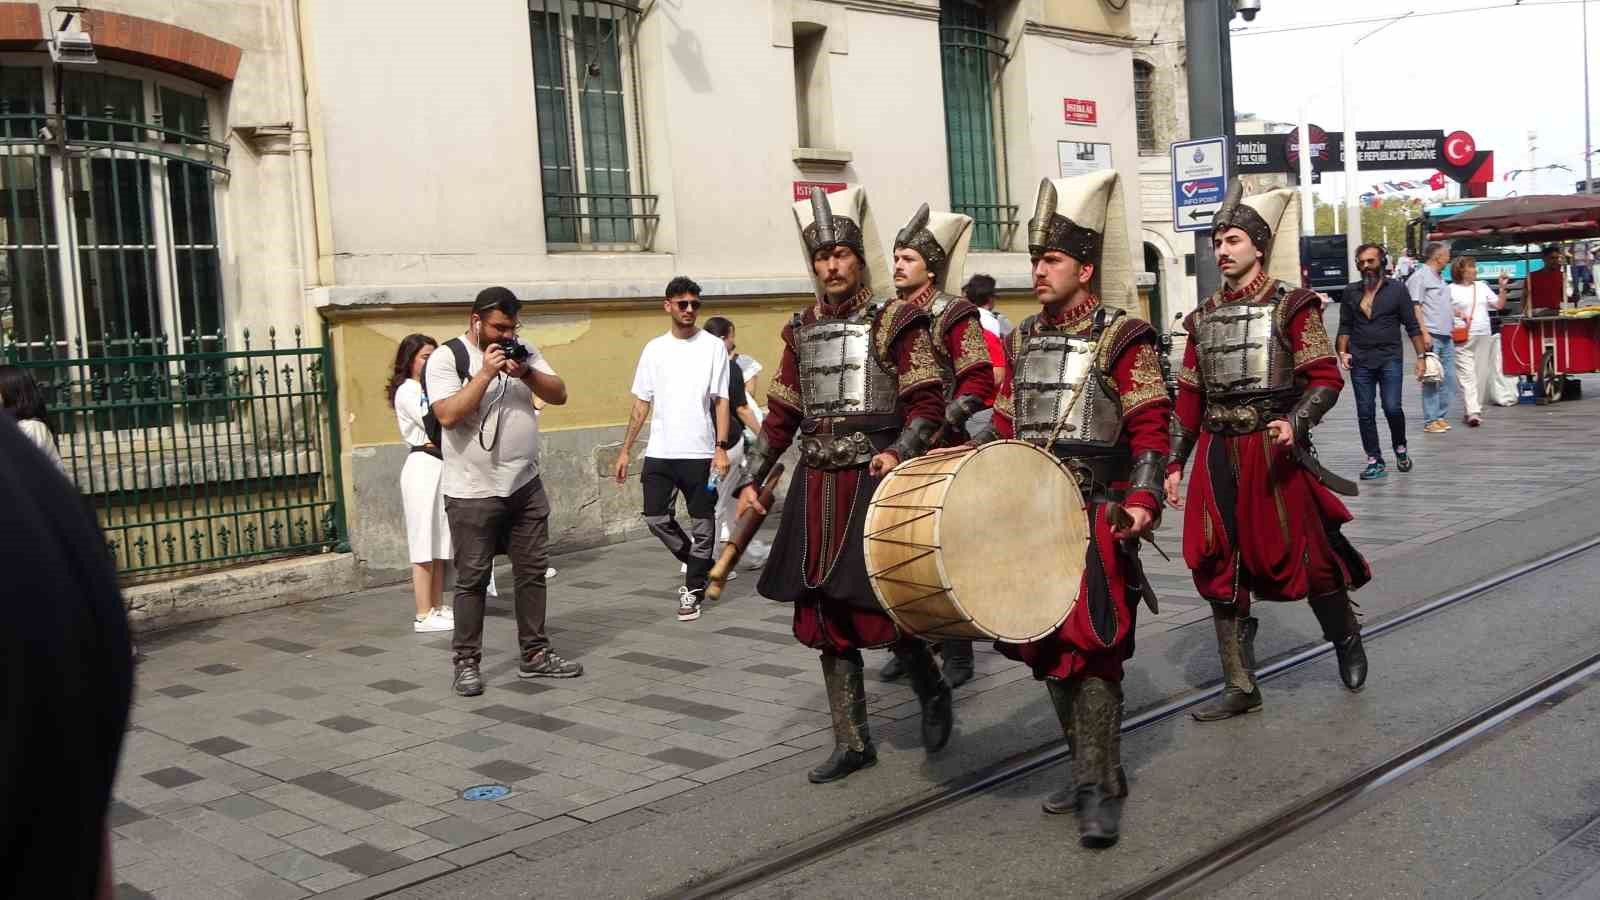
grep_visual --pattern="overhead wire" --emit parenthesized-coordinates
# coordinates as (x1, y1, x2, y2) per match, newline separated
(1135, 0, 1589, 46)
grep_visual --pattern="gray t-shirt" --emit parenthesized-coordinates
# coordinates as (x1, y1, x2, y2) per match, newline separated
(425, 332, 556, 500)
(1407, 265, 1454, 337)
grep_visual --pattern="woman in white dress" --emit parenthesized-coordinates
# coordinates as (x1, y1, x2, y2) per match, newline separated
(0, 365, 65, 472)
(388, 335, 454, 633)
(701, 318, 769, 570)
(1448, 255, 1508, 427)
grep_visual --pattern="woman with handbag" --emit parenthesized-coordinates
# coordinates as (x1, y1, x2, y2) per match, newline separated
(1448, 255, 1508, 427)
(388, 334, 455, 632)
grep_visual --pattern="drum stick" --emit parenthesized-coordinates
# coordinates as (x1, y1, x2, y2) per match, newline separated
(706, 464, 785, 602)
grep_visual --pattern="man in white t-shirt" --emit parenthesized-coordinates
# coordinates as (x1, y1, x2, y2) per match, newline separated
(427, 287, 580, 697)
(612, 276, 731, 622)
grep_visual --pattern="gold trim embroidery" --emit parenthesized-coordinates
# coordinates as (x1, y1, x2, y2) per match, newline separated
(1177, 362, 1202, 389)
(899, 328, 943, 395)
(995, 383, 1015, 420)
(767, 378, 803, 413)
(1293, 306, 1336, 369)
(1121, 343, 1169, 413)
(952, 318, 989, 375)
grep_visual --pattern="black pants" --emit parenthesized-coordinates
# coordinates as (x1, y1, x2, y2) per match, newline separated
(445, 476, 551, 666)
(642, 457, 716, 594)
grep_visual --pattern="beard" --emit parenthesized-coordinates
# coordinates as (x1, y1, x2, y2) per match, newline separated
(1361, 268, 1381, 288)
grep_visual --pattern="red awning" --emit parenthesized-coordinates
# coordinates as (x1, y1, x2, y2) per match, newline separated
(1428, 194, 1600, 242)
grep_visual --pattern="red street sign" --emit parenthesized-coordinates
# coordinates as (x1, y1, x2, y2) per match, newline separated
(1063, 98, 1097, 125)
(793, 181, 847, 202)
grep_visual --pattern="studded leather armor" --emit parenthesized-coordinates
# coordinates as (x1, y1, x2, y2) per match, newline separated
(794, 302, 899, 419)
(1193, 283, 1296, 401)
(1013, 316, 1124, 451)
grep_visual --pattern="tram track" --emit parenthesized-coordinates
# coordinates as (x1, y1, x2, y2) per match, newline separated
(670, 534, 1600, 900)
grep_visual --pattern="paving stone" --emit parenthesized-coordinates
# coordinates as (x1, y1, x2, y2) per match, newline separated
(437, 731, 509, 752)
(395, 837, 455, 860)
(416, 814, 498, 846)
(228, 873, 310, 900)
(298, 869, 363, 891)
(196, 663, 243, 676)
(107, 800, 150, 827)
(317, 715, 376, 734)
(350, 820, 429, 852)
(208, 793, 279, 820)
(156, 684, 205, 699)
(471, 759, 540, 783)
(192, 736, 252, 757)
(626, 694, 741, 721)
(251, 637, 315, 654)
(569, 778, 698, 823)
(369, 679, 421, 694)
(142, 766, 204, 788)
(275, 686, 322, 700)
(238, 709, 291, 726)
(647, 747, 724, 770)
(384, 698, 441, 716)
(745, 663, 806, 678)
(258, 848, 345, 882)
(113, 884, 157, 900)
(340, 645, 387, 657)
(282, 824, 361, 856)
(247, 809, 317, 837)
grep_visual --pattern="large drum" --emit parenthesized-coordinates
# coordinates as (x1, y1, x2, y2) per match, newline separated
(863, 440, 1088, 642)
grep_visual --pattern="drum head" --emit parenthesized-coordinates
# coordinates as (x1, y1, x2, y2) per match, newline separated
(939, 441, 1087, 641)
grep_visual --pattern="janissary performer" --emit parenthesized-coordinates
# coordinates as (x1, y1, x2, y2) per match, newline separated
(1165, 181, 1373, 722)
(736, 186, 954, 784)
(963, 171, 1170, 848)
(876, 203, 993, 689)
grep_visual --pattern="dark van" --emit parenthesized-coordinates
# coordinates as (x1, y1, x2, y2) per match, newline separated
(1300, 234, 1349, 293)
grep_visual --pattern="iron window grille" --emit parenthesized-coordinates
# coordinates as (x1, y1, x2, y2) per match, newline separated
(939, 1, 1016, 251)
(528, 0, 657, 250)
(1134, 60, 1156, 154)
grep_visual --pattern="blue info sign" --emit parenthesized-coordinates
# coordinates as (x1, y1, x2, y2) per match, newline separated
(1171, 137, 1229, 233)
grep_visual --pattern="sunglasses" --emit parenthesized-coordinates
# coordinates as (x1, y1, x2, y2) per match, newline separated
(673, 299, 702, 311)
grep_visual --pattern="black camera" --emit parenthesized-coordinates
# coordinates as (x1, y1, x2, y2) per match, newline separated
(496, 339, 531, 363)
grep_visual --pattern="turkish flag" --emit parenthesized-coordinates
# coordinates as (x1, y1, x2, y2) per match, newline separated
(1428, 172, 1448, 190)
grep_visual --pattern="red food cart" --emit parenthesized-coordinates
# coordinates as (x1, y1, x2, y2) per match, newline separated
(1429, 195, 1600, 404)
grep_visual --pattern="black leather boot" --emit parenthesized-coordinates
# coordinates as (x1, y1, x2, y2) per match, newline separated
(942, 639, 975, 688)
(1043, 680, 1128, 814)
(1193, 603, 1263, 721)
(878, 653, 906, 682)
(896, 642, 953, 753)
(809, 653, 877, 784)
(1072, 678, 1123, 848)
(1311, 592, 1367, 691)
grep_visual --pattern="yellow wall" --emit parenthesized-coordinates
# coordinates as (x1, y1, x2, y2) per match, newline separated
(1040, 0, 1132, 36)
(329, 298, 815, 448)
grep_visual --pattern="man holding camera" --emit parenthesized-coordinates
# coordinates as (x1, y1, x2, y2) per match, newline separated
(427, 287, 581, 697)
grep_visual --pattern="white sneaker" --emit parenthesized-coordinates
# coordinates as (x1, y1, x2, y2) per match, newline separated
(546, 567, 557, 580)
(413, 610, 452, 633)
(676, 586, 702, 622)
(679, 562, 687, 574)
(433, 606, 454, 621)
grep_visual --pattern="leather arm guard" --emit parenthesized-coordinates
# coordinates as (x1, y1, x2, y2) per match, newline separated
(1288, 385, 1339, 443)
(1127, 450, 1168, 507)
(968, 421, 1000, 446)
(888, 416, 940, 463)
(1169, 420, 1198, 470)
(738, 435, 778, 494)
(943, 393, 986, 437)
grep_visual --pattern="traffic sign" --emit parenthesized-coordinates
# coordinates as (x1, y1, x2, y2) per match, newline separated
(1171, 137, 1229, 233)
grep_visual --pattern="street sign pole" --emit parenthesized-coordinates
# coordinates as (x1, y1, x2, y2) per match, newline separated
(1184, 0, 1237, 301)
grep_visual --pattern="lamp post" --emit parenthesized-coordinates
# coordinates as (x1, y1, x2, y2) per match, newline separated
(1584, 0, 1594, 194)
(1342, 11, 1413, 277)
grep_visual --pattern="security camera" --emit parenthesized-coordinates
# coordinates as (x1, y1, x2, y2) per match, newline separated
(1234, 0, 1262, 21)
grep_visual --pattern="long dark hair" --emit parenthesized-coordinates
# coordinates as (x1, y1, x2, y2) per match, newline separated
(0, 365, 50, 430)
(386, 334, 437, 408)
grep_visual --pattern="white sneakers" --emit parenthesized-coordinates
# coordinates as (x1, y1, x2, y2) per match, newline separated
(677, 586, 702, 622)
(413, 608, 453, 633)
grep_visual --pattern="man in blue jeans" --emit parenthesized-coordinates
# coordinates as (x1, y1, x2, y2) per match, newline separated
(1338, 243, 1430, 479)
(1407, 242, 1456, 433)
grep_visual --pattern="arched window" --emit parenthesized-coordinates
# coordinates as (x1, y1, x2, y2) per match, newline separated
(1133, 60, 1156, 154)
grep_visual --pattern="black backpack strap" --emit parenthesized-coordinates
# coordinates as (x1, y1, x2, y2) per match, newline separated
(446, 337, 470, 385)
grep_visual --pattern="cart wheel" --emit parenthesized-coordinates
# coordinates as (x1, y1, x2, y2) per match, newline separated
(1541, 349, 1561, 404)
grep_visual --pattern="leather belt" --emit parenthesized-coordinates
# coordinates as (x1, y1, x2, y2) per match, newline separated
(1056, 453, 1129, 503)
(409, 443, 441, 460)
(798, 431, 891, 470)
(1202, 398, 1292, 435)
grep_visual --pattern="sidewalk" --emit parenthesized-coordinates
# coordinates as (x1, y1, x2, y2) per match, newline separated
(109, 376, 1600, 899)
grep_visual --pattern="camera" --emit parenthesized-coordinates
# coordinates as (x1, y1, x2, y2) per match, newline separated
(497, 339, 531, 363)
(1233, 0, 1261, 22)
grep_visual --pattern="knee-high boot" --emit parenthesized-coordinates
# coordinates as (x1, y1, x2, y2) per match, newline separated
(1072, 677, 1124, 848)
(894, 641, 954, 752)
(1192, 602, 1263, 721)
(1310, 591, 1367, 691)
(809, 651, 877, 784)
(1042, 680, 1129, 815)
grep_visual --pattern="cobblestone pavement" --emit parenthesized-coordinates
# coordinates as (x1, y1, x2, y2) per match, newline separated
(110, 369, 1600, 899)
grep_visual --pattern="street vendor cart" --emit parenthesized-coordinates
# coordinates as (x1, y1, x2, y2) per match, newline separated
(1429, 194, 1600, 405)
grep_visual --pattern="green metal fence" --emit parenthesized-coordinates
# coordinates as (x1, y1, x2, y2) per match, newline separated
(3, 326, 349, 581)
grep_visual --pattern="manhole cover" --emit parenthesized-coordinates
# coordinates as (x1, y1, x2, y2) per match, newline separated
(462, 784, 510, 801)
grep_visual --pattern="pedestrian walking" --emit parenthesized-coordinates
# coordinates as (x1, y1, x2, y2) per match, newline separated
(1336, 243, 1428, 480)
(1572, 241, 1595, 300)
(0, 365, 64, 472)
(0, 417, 133, 899)
(427, 287, 579, 697)
(963, 272, 1013, 337)
(702, 316, 766, 573)
(387, 334, 455, 634)
(1407, 242, 1457, 433)
(1449, 255, 1508, 427)
(612, 276, 731, 623)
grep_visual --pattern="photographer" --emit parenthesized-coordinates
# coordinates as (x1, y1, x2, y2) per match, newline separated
(427, 287, 581, 697)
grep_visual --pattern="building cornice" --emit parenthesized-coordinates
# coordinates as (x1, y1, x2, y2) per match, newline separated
(311, 277, 822, 312)
(1023, 19, 1139, 49)
(831, 0, 938, 23)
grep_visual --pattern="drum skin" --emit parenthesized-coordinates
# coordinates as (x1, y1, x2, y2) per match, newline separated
(863, 440, 1088, 642)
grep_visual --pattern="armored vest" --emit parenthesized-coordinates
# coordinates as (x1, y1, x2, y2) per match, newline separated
(926, 291, 960, 397)
(794, 301, 899, 419)
(1012, 311, 1123, 452)
(1194, 282, 1296, 399)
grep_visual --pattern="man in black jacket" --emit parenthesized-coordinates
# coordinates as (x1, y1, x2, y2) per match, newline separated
(1336, 243, 1430, 480)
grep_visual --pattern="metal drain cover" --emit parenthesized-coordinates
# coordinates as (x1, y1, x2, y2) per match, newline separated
(461, 783, 510, 801)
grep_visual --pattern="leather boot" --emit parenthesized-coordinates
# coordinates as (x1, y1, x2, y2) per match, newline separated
(896, 642, 954, 753)
(942, 639, 975, 688)
(1192, 602, 1264, 721)
(1311, 592, 1368, 691)
(809, 653, 877, 784)
(1072, 677, 1124, 848)
(878, 652, 906, 682)
(1043, 680, 1128, 815)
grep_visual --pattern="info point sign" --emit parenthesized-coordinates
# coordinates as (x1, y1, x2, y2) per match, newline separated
(1171, 137, 1229, 233)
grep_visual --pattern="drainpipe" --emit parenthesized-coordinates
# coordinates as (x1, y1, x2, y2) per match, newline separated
(281, 0, 319, 291)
